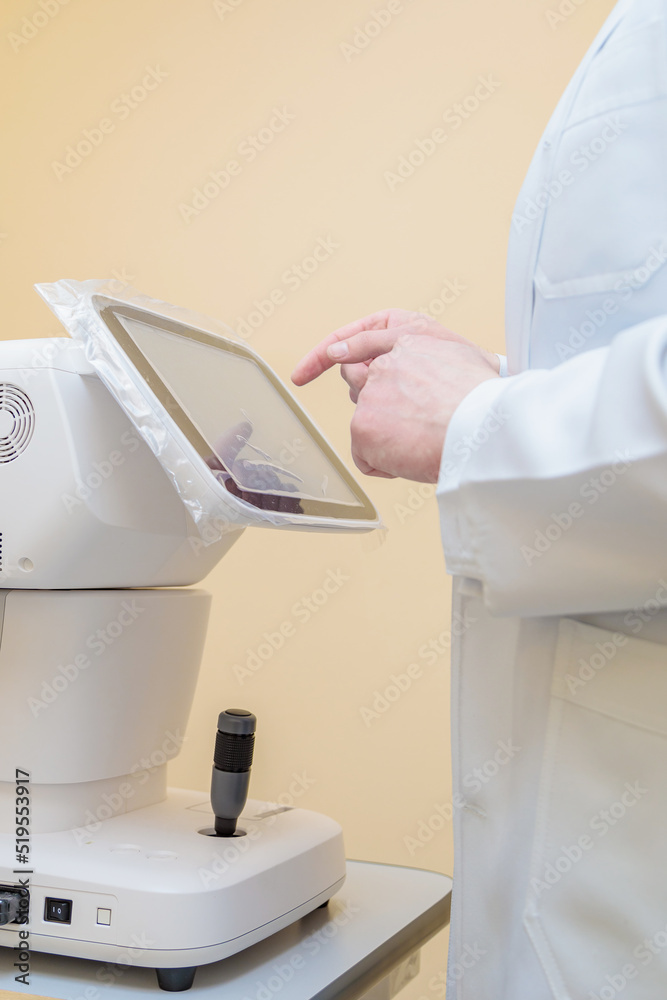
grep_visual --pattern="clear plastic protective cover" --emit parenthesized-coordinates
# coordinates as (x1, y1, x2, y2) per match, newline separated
(35, 279, 381, 539)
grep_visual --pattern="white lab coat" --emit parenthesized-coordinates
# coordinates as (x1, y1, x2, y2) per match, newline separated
(437, 1, 667, 997)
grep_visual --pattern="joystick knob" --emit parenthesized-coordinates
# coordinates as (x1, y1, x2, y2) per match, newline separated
(210, 709, 256, 836)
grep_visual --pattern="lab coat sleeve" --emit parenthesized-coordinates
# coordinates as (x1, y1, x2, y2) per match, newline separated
(437, 315, 667, 617)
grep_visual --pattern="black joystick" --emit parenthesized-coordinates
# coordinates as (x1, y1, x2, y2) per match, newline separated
(210, 709, 256, 836)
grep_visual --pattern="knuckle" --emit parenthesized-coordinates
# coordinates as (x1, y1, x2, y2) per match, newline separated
(350, 407, 367, 439)
(353, 331, 369, 352)
(369, 353, 390, 374)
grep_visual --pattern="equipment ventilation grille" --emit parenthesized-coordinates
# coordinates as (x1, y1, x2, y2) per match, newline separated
(0, 384, 35, 464)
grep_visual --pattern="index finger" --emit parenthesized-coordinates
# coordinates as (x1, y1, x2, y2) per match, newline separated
(291, 309, 395, 386)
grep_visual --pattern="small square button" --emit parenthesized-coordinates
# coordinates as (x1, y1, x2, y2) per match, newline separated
(96, 908, 112, 926)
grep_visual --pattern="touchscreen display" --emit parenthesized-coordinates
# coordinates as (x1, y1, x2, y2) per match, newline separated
(93, 299, 377, 521)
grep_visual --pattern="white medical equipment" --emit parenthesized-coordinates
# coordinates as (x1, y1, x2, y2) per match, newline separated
(0, 280, 379, 991)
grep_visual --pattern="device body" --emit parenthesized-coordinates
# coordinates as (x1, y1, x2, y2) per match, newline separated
(0, 319, 371, 989)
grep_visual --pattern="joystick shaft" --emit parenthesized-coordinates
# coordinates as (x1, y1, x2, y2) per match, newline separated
(210, 709, 256, 836)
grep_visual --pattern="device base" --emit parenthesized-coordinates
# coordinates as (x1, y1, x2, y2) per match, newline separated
(0, 788, 346, 984)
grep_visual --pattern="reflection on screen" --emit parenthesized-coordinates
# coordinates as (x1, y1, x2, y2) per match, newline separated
(117, 316, 362, 509)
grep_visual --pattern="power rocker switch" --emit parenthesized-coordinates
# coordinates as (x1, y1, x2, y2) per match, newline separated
(44, 897, 72, 924)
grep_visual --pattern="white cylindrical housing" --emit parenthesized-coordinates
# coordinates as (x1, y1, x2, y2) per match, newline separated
(0, 588, 211, 832)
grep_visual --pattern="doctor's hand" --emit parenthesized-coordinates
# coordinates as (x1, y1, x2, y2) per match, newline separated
(291, 309, 500, 483)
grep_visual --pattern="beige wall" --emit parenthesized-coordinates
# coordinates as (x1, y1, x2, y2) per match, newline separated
(1, 0, 617, 995)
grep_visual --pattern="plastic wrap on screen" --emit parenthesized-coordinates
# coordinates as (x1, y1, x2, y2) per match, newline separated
(34, 279, 381, 539)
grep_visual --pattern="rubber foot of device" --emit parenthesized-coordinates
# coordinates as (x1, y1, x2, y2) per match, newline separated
(155, 966, 198, 991)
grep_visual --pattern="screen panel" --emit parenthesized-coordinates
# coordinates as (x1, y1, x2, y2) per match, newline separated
(93, 298, 377, 522)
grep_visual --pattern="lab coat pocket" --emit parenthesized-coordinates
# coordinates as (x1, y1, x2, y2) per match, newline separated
(533, 94, 667, 304)
(524, 618, 667, 1000)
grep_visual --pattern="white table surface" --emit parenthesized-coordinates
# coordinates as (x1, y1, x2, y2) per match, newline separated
(0, 861, 452, 1000)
